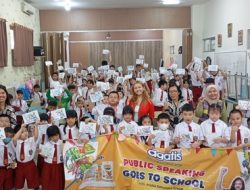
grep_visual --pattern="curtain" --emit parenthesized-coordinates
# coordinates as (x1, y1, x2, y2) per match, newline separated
(12, 23, 33, 66)
(0, 18, 7, 67)
(88, 40, 163, 70)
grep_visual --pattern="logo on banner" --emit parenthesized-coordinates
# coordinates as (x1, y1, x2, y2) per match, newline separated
(147, 149, 182, 161)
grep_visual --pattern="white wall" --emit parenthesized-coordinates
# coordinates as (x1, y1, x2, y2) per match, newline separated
(192, 0, 250, 66)
(163, 29, 183, 67)
(0, 0, 41, 88)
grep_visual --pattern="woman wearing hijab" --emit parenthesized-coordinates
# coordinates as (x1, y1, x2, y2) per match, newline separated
(195, 85, 227, 124)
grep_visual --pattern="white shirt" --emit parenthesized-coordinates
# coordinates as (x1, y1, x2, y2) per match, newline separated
(15, 137, 37, 163)
(59, 125, 79, 141)
(0, 140, 15, 166)
(32, 92, 43, 103)
(43, 140, 63, 164)
(12, 99, 29, 115)
(181, 88, 193, 102)
(118, 120, 138, 135)
(200, 119, 229, 148)
(82, 87, 94, 101)
(174, 121, 204, 148)
(100, 124, 118, 134)
(109, 104, 124, 121)
(151, 129, 173, 148)
(152, 88, 168, 107)
(92, 104, 109, 120)
(49, 77, 61, 89)
(226, 125, 250, 147)
(37, 125, 49, 146)
(190, 71, 202, 87)
(74, 107, 86, 121)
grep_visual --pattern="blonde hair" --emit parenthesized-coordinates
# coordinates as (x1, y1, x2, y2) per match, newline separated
(131, 81, 151, 103)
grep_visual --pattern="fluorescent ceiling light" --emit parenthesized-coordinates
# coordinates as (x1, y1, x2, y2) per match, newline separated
(64, 0, 72, 11)
(162, 0, 180, 5)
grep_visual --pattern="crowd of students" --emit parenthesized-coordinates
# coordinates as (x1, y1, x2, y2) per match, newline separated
(0, 58, 249, 190)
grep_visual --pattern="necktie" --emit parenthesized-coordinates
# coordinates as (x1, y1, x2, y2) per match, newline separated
(110, 125, 114, 132)
(20, 142, 25, 161)
(160, 141, 165, 148)
(4, 146, 8, 166)
(68, 128, 73, 140)
(160, 90, 163, 101)
(86, 90, 89, 100)
(188, 125, 192, 132)
(53, 144, 57, 164)
(212, 123, 216, 133)
(42, 134, 45, 144)
(237, 129, 242, 146)
(48, 113, 51, 123)
(187, 90, 190, 101)
(79, 109, 83, 119)
(19, 99, 22, 107)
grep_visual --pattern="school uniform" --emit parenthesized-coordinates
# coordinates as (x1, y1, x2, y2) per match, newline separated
(11, 99, 29, 124)
(41, 140, 65, 190)
(226, 125, 250, 147)
(99, 124, 118, 134)
(152, 88, 168, 111)
(190, 70, 202, 104)
(49, 77, 61, 89)
(0, 140, 15, 190)
(59, 125, 79, 141)
(181, 88, 193, 105)
(82, 87, 94, 101)
(75, 107, 86, 121)
(108, 104, 124, 122)
(14, 137, 39, 189)
(118, 120, 138, 136)
(150, 129, 173, 149)
(174, 121, 204, 148)
(200, 119, 230, 148)
(92, 104, 109, 121)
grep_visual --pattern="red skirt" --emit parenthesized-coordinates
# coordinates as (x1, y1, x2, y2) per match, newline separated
(15, 160, 39, 189)
(37, 154, 45, 183)
(0, 166, 14, 190)
(41, 162, 65, 190)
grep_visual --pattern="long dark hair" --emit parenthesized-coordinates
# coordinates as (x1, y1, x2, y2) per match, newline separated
(0, 85, 10, 105)
(64, 110, 79, 134)
(230, 177, 245, 190)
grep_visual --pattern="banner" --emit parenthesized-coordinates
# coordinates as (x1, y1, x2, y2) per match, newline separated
(64, 134, 249, 190)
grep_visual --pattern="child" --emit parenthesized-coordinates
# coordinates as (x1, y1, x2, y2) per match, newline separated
(46, 101, 57, 124)
(92, 93, 109, 120)
(41, 125, 65, 190)
(100, 107, 117, 134)
(247, 118, 250, 129)
(200, 104, 229, 148)
(59, 110, 79, 141)
(74, 96, 86, 122)
(82, 79, 95, 101)
(0, 127, 16, 190)
(68, 84, 78, 109)
(79, 116, 98, 143)
(37, 113, 50, 180)
(147, 113, 174, 152)
(12, 90, 29, 125)
(118, 106, 138, 137)
(227, 109, 250, 149)
(0, 114, 11, 128)
(181, 80, 193, 106)
(32, 84, 45, 106)
(13, 124, 39, 189)
(174, 104, 203, 148)
(138, 115, 153, 144)
(152, 80, 168, 111)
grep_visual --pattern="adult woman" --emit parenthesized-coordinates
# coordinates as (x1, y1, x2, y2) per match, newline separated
(128, 81, 154, 122)
(0, 85, 16, 128)
(195, 85, 227, 124)
(164, 84, 187, 128)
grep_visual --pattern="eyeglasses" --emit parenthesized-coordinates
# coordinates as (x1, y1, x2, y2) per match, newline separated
(169, 90, 178, 94)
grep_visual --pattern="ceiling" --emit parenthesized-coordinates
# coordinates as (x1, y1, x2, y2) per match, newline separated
(25, 0, 209, 10)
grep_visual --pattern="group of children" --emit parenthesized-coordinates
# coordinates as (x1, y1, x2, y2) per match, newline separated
(0, 58, 247, 190)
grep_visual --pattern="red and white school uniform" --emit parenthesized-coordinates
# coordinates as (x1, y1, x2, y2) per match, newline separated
(99, 124, 118, 134)
(37, 125, 50, 179)
(174, 121, 204, 148)
(200, 119, 230, 148)
(181, 88, 193, 106)
(41, 140, 65, 190)
(14, 137, 39, 189)
(152, 88, 168, 111)
(59, 125, 79, 141)
(190, 71, 202, 104)
(11, 99, 29, 125)
(150, 129, 173, 149)
(92, 104, 108, 120)
(226, 125, 250, 147)
(0, 140, 15, 190)
(82, 87, 94, 101)
(75, 107, 86, 121)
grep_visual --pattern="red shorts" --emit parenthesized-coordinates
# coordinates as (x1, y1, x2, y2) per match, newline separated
(41, 162, 65, 190)
(0, 166, 14, 190)
(15, 160, 39, 189)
